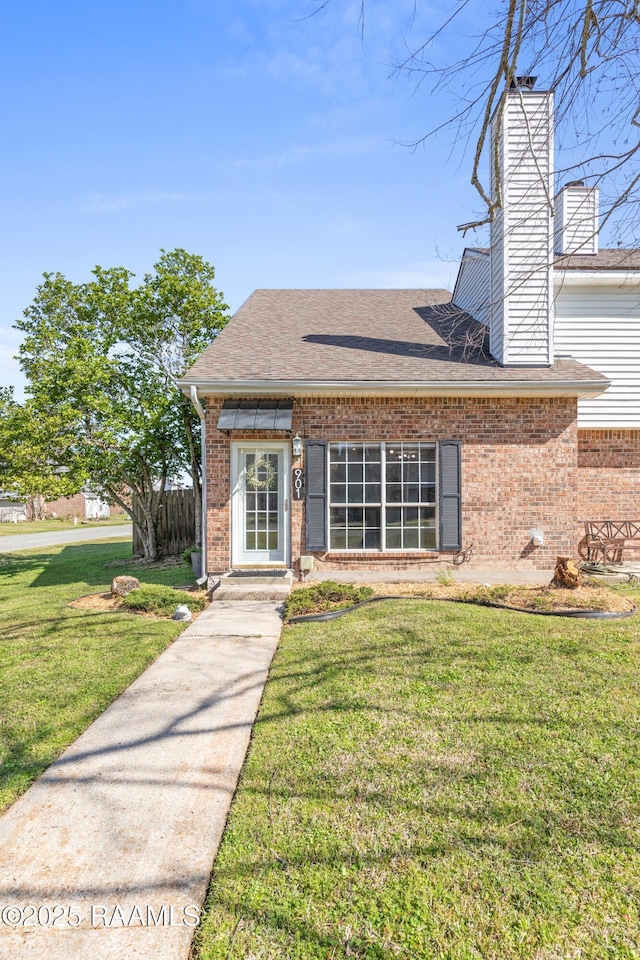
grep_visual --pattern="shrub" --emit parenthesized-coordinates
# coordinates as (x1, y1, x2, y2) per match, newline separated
(181, 546, 200, 563)
(436, 569, 455, 586)
(122, 584, 206, 618)
(285, 580, 374, 619)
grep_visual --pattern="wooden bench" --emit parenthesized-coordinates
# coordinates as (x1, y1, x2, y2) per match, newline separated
(583, 520, 640, 564)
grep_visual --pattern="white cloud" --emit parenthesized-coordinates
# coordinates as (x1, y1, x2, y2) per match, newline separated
(77, 190, 209, 215)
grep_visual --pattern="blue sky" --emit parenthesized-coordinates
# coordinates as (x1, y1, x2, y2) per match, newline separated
(1, 0, 626, 397)
(0, 0, 491, 396)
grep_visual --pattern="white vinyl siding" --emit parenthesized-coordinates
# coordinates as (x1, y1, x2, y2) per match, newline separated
(453, 249, 490, 326)
(489, 92, 554, 365)
(554, 285, 640, 426)
(555, 187, 599, 256)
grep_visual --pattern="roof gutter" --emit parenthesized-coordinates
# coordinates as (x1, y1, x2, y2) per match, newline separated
(178, 377, 610, 400)
(188, 385, 207, 581)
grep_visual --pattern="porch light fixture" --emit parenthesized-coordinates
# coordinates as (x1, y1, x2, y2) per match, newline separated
(292, 434, 303, 458)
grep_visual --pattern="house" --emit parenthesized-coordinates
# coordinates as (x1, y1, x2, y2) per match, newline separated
(180, 81, 640, 575)
(46, 490, 113, 521)
(0, 492, 27, 523)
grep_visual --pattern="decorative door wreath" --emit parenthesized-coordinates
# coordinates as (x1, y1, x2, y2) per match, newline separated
(245, 455, 276, 490)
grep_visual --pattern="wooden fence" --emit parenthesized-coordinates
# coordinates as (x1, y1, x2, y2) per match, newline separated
(132, 488, 196, 558)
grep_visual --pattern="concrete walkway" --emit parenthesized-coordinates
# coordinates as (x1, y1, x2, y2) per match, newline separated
(0, 600, 283, 960)
(0, 524, 132, 552)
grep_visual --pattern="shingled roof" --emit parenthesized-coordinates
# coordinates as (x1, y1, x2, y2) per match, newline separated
(555, 248, 640, 270)
(180, 289, 608, 395)
(467, 247, 640, 270)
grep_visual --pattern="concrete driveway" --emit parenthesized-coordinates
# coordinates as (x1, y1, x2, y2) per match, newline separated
(0, 524, 132, 553)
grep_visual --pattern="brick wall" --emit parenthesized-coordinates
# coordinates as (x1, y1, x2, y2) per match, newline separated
(46, 493, 87, 519)
(577, 429, 640, 558)
(205, 395, 581, 572)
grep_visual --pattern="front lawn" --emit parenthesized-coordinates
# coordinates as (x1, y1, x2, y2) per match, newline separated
(0, 539, 194, 812)
(0, 516, 131, 536)
(194, 596, 640, 959)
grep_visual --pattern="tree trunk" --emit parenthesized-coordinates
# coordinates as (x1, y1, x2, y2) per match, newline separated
(26, 494, 47, 520)
(181, 397, 202, 549)
(108, 488, 159, 562)
(551, 556, 583, 589)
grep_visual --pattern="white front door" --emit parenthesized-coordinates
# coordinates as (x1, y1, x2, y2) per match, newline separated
(231, 442, 289, 566)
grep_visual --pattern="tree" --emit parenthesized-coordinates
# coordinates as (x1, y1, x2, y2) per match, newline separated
(15, 251, 228, 559)
(0, 387, 86, 519)
(316, 1, 640, 241)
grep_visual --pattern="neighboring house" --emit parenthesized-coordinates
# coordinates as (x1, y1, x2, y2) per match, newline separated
(46, 490, 112, 520)
(0, 493, 27, 523)
(180, 81, 639, 574)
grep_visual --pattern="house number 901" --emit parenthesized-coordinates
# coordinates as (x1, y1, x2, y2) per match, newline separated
(292, 468, 304, 500)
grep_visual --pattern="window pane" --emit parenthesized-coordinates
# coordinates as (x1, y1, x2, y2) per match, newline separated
(420, 462, 436, 485)
(403, 443, 419, 461)
(256, 532, 267, 550)
(268, 531, 278, 550)
(364, 462, 381, 482)
(348, 507, 363, 525)
(257, 513, 266, 530)
(386, 445, 402, 462)
(330, 462, 346, 483)
(364, 483, 381, 503)
(331, 443, 346, 462)
(330, 507, 346, 527)
(348, 462, 363, 483)
(257, 492, 267, 511)
(364, 528, 381, 549)
(365, 507, 380, 527)
(386, 483, 402, 503)
(268, 512, 278, 529)
(347, 484, 364, 503)
(347, 529, 364, 549)
(421, 506, 436, 523)
(421, 484, 436, 503)
(330, 528, 347, 549)
(404, 526, 419, 549)
(404, 462, 418, 483)
(245, 531, 256, 550)
(386, 525, 402, 549)
(365, 444, 381, 462)
(386, 463, 401, 483)
(347, 444, 364, 461)
(420, 526, 436, 549)
(330, 484, 346, 503)
(404, 483, 420, 503)
(245, 491, 256, 511)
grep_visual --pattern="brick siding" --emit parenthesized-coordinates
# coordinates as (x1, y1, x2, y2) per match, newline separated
(205, 395, 585, 572)
(576, 429, 640, 559)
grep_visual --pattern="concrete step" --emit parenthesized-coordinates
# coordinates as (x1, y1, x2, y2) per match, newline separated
(211, 575, 293, 602)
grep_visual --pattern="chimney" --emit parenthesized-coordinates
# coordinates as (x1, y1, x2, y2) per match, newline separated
(554, 181, 599, 255)
(489, 81, 554, 365)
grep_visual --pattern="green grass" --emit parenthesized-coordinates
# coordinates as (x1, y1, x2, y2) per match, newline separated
(194, 596, 640, 960)
(0, 538, 195, 811)
(0, 515, 131, 536)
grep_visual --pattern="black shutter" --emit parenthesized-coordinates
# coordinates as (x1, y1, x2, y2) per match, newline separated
(439, 440, 461, 551)
(305, 441, 328, 551)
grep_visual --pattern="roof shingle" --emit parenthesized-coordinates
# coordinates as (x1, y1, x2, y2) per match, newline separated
(182, 288, 607, 389)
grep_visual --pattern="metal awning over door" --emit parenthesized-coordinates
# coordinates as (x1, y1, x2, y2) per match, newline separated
(217, 399, 293, 431)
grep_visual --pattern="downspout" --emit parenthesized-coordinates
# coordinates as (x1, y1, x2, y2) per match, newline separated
(189, 385, 207, 579)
